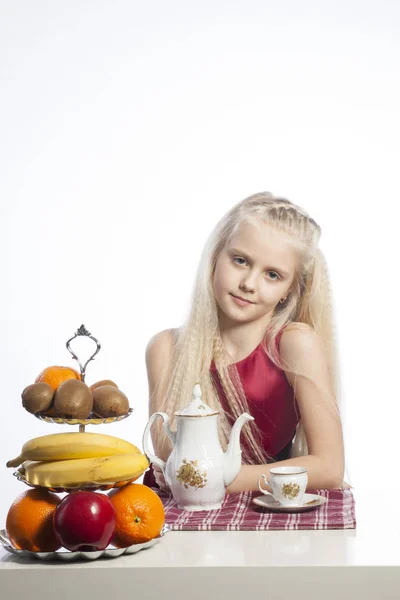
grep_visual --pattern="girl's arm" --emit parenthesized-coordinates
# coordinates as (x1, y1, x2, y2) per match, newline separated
(145, 328, 176, 463)
(226, 325, 345, 493)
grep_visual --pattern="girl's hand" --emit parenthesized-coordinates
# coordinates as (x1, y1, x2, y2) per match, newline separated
(153, 464, 171, 493)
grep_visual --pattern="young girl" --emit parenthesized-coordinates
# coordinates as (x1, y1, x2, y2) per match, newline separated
(143, 192, 348, 493)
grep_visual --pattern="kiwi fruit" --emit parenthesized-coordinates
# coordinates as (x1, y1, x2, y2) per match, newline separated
(22, 383, 55, 415)
(89, 379, 118, 392)
(92, 385, 129, 417)
(43, 405, 57, 417)
(54, 379, 93, 419)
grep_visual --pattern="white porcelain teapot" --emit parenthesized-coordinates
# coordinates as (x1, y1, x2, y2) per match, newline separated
(142, 383, 254, 511)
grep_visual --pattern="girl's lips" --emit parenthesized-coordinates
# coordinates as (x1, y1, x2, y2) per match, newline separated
(230, 294, 254, 306)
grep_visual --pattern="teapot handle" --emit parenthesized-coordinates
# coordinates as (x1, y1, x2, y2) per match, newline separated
(142, 412, 176, 474)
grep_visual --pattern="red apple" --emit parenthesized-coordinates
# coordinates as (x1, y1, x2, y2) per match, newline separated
(53, 491, 116, 551)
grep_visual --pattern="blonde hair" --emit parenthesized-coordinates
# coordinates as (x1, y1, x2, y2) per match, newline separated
(152, 192, 342, 466)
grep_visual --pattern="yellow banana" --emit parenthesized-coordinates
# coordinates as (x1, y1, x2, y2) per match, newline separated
(22, 453, 150, 488)
(6, 432, 141, 468)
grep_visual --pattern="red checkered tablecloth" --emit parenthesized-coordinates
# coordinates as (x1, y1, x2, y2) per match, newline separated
(155, 489, 356, 530)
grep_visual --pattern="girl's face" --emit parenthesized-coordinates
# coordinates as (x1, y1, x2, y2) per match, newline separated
(213, 219, 299, 326)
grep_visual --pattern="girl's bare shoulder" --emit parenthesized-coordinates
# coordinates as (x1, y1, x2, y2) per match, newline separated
(279, 322, 324, 382)
(281, 321, 314, 335)
(145, 328, 178, 365)
(145, 329, 178, 411)
(145, 327, 177, 353)
(279, 321, 319, 353)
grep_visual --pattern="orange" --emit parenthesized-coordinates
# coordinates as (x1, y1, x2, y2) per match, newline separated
(6, 489, 61, 551)
(35, 365, 81, 391)
(108, 483, 165, 547)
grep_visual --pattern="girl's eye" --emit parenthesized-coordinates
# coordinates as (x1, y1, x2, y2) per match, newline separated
(233, 257, 247, 265)
(233, 257, 280, 281)
(266, 271, 280, 281)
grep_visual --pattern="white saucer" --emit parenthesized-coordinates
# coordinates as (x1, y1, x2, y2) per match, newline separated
(253, 492, 328, 513)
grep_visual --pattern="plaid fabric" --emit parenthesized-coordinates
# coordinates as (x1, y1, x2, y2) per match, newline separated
(156, 488, 356, 530)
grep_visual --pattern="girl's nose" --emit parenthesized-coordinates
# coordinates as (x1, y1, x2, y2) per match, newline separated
(240, 278, 256, 293)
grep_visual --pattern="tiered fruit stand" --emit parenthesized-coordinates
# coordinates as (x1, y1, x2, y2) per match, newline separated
(0, 324, 168, 561)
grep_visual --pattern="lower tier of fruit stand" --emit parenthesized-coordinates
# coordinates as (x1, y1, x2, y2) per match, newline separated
(0, 488, 399, 600)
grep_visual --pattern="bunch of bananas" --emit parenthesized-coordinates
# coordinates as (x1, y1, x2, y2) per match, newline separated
(6, 432, 149, 488)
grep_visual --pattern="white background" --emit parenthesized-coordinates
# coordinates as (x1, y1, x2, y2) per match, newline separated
(1, 0, 399, 523)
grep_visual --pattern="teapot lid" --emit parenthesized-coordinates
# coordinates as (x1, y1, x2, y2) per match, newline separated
(174, 383, 219, 417)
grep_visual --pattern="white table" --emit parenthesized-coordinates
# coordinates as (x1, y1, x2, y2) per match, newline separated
(0, 487, 398, 599)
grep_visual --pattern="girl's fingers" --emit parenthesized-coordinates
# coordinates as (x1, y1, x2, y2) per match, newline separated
(154, 470, 170, 492)
(154, 471, 166, 486)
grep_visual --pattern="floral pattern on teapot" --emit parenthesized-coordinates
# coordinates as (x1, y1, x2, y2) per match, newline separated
(176, 459, 208, 490)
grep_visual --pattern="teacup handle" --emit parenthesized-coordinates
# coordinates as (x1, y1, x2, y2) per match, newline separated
(258, 474, 276, 499)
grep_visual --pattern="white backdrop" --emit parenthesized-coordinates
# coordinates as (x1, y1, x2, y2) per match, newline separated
(1, 1, 399, 523)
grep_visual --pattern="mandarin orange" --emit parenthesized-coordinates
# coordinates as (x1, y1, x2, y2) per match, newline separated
(108, 483, 165, 547)
(6, 489, 61, 551)
(35, 365, 81, 391)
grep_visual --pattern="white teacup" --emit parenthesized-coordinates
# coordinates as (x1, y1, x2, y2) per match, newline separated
(258, 467, 308, 506)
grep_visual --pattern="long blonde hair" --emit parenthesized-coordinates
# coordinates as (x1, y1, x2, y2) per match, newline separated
(152, 192, 342, 465)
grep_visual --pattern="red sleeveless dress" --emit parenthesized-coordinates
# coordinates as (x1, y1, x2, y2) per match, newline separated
(143, 328, 300, 488)
(210, 328, 300, 462)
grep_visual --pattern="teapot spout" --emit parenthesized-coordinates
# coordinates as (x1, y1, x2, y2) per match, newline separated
(224, 413, 254, 488)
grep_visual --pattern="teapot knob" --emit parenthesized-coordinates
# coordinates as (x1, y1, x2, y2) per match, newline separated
(193, 383, 202, 401)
